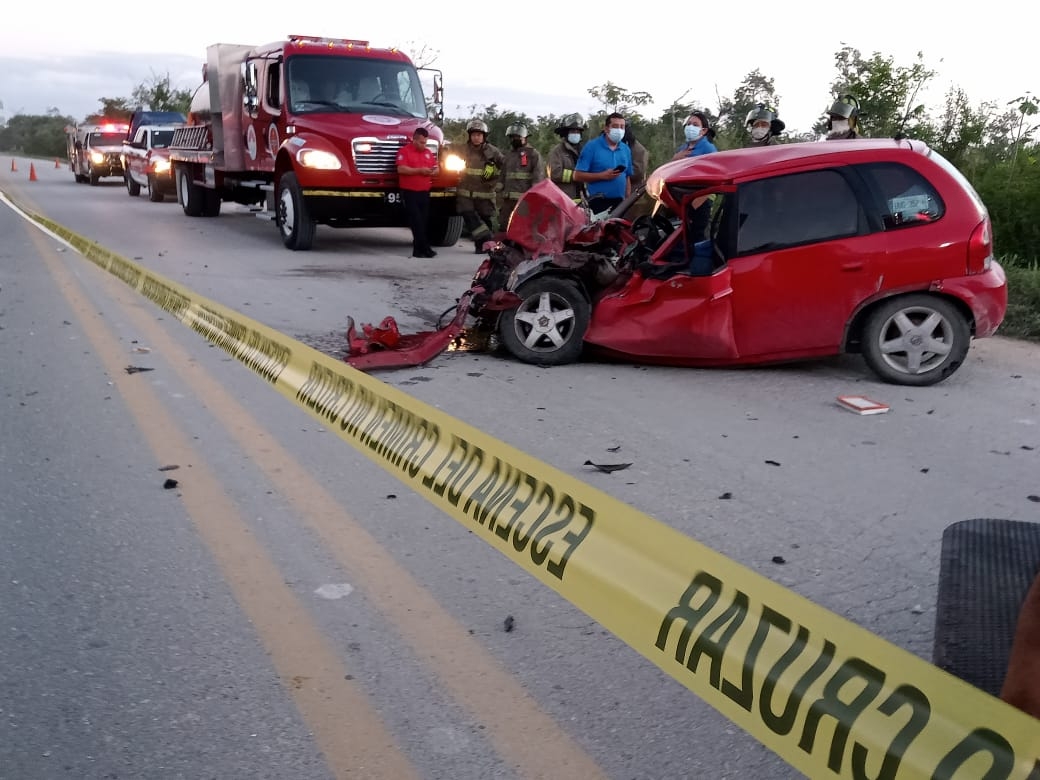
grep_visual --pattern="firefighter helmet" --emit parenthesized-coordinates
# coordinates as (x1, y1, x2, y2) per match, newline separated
(557, 113, 587, 133)
(506, 123, 528, 139)
(745, 103, 777, 126)
(827, 94, 860, 120)
(466, 119, 489, 134)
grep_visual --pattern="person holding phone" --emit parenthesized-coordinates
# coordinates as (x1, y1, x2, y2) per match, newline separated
(574, 112, 633, 214)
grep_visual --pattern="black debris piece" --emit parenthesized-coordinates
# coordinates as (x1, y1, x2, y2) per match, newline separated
(772, 556, 786, 565)
(765, 460, 781, 467)
(1022, 446, 1035, 451)
(163, 478, 178, 489)
(583, 460, 632, 474)
(718, 492, 733, 500)
(1028, 495, 1040, 503)
(920, 468, 930, 474)
(607, 445, 621, 452)
(158, 465, 179, 472)
(503, 615, 515, 632)
(386, 494, 397, 500)
(125, 365, 154, 374)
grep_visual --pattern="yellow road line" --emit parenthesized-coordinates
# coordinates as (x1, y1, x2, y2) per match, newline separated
(23, 218, 420, 780)
(90, 238, 611, 780)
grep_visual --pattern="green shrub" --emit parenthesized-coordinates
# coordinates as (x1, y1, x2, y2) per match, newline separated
(999, 257, 1040, 341)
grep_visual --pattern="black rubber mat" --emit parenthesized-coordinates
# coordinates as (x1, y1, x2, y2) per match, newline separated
(933, 518, 1040, 697)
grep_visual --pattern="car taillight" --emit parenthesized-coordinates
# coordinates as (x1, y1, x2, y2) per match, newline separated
(967, 217, 993, 274)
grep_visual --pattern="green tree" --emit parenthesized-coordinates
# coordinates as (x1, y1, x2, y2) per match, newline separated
(89, 96, 134, 121)
(0, 112, 75, 157)
(822, 46, 936, 138)
(586, 82, 653, 121)
(130, 71, 192, 114)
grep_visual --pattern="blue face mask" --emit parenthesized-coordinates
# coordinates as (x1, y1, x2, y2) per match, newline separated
(684, 125, 703, 143)
(567, 132, 582, 145)
(607, 127, 624, 144)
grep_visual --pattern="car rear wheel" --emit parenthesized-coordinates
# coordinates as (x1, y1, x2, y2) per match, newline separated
(862, 294, 971, 386)
(276, 172, 315, 250)
(125, 171, 140, 197)
(498, 277, 589, 365)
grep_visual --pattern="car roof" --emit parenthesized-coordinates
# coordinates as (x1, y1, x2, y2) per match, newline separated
(657, 139, 933, 186)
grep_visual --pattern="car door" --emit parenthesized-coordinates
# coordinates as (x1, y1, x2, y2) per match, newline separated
(128, 128, 148, 184)
(586, 192, 739, 361)
(727, 167, 886, 358)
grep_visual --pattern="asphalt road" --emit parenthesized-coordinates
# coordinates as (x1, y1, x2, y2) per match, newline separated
(1, 158, 1038, 780)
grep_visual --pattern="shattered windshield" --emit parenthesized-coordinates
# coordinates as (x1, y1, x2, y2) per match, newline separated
(286, 55, 427, 118)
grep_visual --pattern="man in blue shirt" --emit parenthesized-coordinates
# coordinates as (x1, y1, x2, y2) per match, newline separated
(575, 112, 632, 214)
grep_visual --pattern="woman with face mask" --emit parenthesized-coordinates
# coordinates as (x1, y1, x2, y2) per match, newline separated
(671, 111, 718, 161)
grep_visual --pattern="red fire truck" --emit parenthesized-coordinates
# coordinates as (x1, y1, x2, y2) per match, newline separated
(169, 34, 465, 251)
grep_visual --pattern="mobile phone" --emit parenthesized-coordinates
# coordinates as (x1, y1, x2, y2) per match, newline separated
(613, 164, 626, 173)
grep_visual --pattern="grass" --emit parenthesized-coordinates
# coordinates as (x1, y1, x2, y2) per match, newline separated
(999, 256, 1040, 342)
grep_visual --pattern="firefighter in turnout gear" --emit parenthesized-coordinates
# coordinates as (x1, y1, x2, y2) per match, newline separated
(745, 103, 785, 147)
(457, 119, 505, 253)
(825, 94, 862, 140)
(499, 123, 546, 229)
(547, 113, 586, 203)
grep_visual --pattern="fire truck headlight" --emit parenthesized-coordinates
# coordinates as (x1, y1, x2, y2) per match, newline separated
(442, 153, 465, 173)
(89, 151, 105, 164)
(152, 159, 171, 173)
(297, 148, 342, 170)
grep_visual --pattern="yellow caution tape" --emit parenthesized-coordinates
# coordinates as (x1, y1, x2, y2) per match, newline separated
(21, 206, 1040, 779)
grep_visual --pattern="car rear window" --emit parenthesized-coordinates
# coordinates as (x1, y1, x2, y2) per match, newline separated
(859, 162, 945, 229)
(736, 169, 861, 255)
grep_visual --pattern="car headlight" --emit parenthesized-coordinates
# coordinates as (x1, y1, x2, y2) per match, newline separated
(90, 151, 105, 164)
(152, 159, 171, 173)
(296, 148, 342, 170)
(442, 153, 465, 173)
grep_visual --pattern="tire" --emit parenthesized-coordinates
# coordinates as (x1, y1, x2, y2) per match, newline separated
(203, 187, 221, 217)
(276, 172, 315, 250)
(861, 294, 971, 386)
(176, 165, 204, 217)
(498, 277, 590, 366)
(88, 165, 99, 186)
(126, 171, 141, 197)
(147, 175, 164, 202)
(430, 214, 464, 246)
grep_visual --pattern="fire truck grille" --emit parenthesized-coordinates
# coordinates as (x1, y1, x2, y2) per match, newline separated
(352, 139, 407, 174)
(171, 125, 211, 151)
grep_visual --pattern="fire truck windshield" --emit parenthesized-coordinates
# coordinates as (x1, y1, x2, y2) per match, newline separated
(88, 132, 125, 147)
(286, 55, 427, 118)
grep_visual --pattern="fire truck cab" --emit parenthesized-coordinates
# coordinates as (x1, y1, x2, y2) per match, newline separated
(66, 120, 131, 186)
(169, 35, 465, 251)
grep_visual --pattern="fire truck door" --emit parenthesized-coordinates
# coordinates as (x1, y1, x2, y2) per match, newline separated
(241, 59, 277, 172)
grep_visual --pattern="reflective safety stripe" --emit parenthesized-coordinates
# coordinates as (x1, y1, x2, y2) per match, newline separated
(464, 168, 486, 176)
(505, 172, 532, 180)
(562, 169, 574, 184)
(457, 189, 497, 200)
(504, 191, 528, 199)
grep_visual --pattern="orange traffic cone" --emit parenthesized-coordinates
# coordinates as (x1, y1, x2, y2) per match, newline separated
(9, 159, 16, 172)
(54, 158, 61, 169)
(28, 163, 38, 182)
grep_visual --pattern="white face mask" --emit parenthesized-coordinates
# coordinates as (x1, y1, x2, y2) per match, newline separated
(751, 126, 769, 141)
(567, 132, 582, 145)
(830, 119, 850, 135)
(607, 127, 625, 144)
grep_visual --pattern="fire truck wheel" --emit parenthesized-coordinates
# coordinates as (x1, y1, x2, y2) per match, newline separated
(203, 187, 221, 217)
(147, 176, 164, 202)
(430, 214, 464, 247)
(176, 165, 204, 217)
(276, 172, 315, 251)
(125, 171, 141, 197)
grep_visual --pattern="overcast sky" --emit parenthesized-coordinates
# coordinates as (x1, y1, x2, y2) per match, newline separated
(0, 3, 1032, 137)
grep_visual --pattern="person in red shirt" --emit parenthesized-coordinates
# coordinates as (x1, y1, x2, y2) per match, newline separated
(396, 127, 440, 258)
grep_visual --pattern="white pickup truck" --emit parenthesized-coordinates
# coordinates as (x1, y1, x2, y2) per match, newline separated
(122, 123, 182, 202)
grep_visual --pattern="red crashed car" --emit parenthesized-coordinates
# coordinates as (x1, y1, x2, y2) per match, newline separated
(350, 139, 1007, 386)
